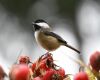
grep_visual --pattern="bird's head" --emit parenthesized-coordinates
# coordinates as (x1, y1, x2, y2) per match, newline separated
(32, 19, 51, 31)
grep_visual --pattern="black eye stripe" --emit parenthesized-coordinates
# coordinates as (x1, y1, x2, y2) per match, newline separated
(34, 24, 41, 31)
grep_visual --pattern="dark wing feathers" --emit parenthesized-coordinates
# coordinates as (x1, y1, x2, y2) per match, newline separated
(44, 31, 67, 44)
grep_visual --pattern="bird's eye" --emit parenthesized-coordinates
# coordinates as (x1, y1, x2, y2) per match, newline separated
(33, 24, 41, 31)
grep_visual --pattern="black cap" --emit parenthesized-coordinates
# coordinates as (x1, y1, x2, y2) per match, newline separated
(34, 19, 46, 23)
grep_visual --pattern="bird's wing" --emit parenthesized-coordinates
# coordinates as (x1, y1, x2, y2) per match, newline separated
(44, 31, 67, 44)
(44, 31, 80, 54)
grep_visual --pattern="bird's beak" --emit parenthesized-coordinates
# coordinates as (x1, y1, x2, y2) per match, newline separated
(32, 22, 35, 25)
(32, 22, 35, 31)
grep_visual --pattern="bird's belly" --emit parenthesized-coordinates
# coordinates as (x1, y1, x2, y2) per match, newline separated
(38, 35, 60, 51)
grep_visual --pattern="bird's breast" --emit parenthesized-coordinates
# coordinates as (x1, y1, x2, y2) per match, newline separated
(35, 31, 60, 51)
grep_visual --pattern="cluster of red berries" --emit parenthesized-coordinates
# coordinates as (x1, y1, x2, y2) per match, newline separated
(0, 51, 100, 80)
(9, 53, 66, 80)
(32, 53, 66, 80)
(74, 51, 100, 80)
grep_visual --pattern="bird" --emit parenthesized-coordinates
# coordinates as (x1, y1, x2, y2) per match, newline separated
(32, 19, 80, 54)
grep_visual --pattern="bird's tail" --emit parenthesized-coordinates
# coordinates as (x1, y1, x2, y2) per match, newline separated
(64, 44, 80, 54)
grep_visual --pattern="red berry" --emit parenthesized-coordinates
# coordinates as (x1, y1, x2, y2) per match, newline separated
(90, 51, 100, 72)
(39, 60, 51, 71)
(9, 64, 30, 80)
(31, 53, 55, 77)
(31, 61, 41, 77)
(31, 62, 36, 73)
(19, 55, 30, 64)
(57, 68, 65, 77)
(39, 54, 54, 71)
(74, 72, 89, 80)
(42, 69, 63, 80)
(42, 69, 56, 80)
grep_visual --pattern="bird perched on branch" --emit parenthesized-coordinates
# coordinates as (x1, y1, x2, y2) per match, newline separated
(32, 19, 80, 54)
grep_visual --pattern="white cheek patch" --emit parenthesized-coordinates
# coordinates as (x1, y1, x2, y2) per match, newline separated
(36, 22, 50, 29)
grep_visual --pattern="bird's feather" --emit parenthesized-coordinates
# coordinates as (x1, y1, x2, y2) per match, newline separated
(44, 31, 67, 44)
